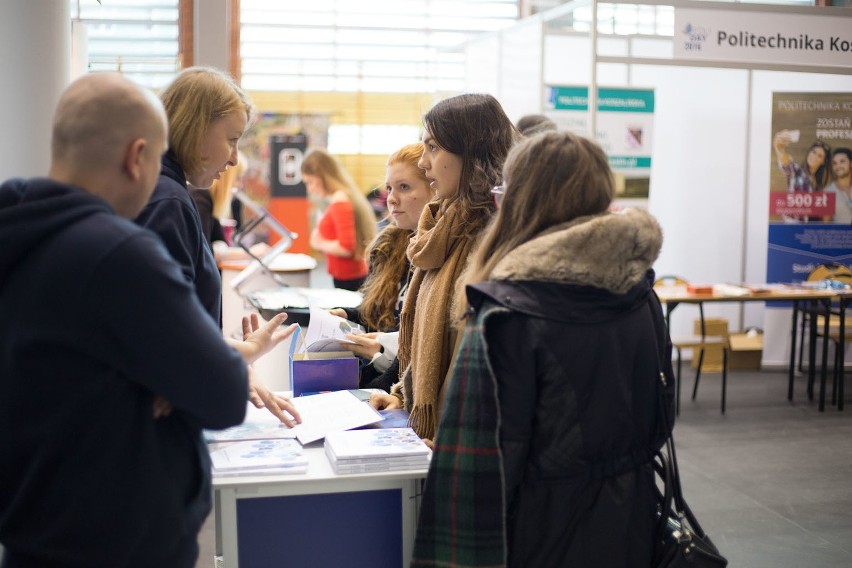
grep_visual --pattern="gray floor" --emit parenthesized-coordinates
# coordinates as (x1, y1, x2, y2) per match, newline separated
(196, 365, 852, 567)
(671, 367, 852, 567)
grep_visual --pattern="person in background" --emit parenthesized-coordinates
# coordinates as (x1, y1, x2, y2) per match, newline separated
(190, 150, 233, 249)
(515, 113, 557, 137)
(331, 142, 434, 391)
(0, 73, 249, 568)
(366, 185, 390, 230)
(134, 66, 297, 423)
(826, 147, 852, 223)
(411, 130, 674, 567)
(301, 148, 377, 291)
(202, 151, 271, 262)
(370, 94, 520, 442)
(229, 150, 249, 234)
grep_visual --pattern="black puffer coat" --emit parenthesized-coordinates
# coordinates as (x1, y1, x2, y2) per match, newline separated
(470, 208, 674, 567)
(415, 210, 674, 568)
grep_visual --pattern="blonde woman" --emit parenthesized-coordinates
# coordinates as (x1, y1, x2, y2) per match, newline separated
(135, 66, 250, 323)
(301, 149, 377, 291)
(134, 66, 301, 424)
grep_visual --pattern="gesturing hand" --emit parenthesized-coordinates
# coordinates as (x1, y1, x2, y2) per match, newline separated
(247, 367, 302, 427)
(240, 312, 298, 364)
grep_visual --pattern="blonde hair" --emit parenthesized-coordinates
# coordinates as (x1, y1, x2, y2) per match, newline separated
(208, 150, 246, 220)
(301, 149, 376, 260)
(357, 143, 428, 331)
(457, 131, 614, 316)
(159, 66, 254, 176)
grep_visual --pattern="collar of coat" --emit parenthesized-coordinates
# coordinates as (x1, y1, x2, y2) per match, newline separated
(465, 207, 663, 324)
(490, 207, 662, 294)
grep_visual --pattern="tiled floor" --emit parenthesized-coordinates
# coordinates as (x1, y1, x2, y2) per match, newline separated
(196, 365, 852, 567)
(669, 367, 852, 567)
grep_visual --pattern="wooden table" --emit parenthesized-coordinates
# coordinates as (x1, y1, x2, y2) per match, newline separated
(655, 286, 842, 411)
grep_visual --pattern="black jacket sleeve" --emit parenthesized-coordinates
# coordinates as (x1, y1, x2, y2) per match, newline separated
(360, 356, 400, 392)
(343, 306, 364, 326)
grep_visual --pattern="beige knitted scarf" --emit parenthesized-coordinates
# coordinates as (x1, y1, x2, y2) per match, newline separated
(397, 201, 478, 440)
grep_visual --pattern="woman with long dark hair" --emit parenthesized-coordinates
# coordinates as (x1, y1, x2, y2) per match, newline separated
(370, 94, 519, 442)
(413, 131, 674, 567)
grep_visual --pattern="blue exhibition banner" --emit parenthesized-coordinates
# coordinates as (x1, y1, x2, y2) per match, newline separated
(767, 224, 852, 284)
(766, 92, 852, 300)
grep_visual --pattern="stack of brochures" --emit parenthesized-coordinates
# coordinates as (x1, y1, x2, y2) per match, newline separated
(210, 438, 308, 477)
(324, 428, 431, 474)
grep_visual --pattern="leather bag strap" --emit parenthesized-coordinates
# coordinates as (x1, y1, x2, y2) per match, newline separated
(648, 292, 709, 539)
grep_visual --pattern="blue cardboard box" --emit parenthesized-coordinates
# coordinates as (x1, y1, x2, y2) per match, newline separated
(290, 352, 359, 396)
(288, 325, 359, 396)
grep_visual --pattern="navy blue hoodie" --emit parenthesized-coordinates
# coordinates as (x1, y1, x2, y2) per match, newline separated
(135, 153, 221, 325)
(0, 179, 247, 567)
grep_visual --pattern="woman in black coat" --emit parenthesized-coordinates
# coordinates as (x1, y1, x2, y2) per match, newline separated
(412, 131, 675, 567)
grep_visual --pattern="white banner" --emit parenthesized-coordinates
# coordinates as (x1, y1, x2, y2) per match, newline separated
(674, 7, 852, 68)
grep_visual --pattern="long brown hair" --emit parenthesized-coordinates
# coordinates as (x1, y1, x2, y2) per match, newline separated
(358, 143, 429, 331)
(457, 131, 614, 315)
(358, 226, 411, 331)
(301, 148, 376, 260)
(802, 140, 831, 191)
(422, 93, 519, 239)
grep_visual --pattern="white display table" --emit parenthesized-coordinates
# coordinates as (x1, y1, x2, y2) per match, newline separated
(213, 445, 426, 568)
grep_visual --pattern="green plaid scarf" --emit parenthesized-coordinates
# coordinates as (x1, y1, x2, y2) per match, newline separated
(411, 303, 508, 567)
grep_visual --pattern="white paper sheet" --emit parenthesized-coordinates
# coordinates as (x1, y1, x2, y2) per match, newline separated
(288, 390, 383, 444)
(205, 390, 383, 446)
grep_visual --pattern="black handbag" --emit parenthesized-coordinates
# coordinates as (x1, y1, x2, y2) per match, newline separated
(649, 295, 728, 568)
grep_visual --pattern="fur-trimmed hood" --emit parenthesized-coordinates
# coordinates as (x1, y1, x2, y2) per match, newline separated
(491, 207, 662, 294)
(466, 208, 663, 324)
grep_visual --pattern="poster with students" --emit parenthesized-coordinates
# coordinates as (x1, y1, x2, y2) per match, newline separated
(766, 92, 852, 285)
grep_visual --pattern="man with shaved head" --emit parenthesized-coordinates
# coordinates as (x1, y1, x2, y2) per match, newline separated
(0, 73, 250, 566)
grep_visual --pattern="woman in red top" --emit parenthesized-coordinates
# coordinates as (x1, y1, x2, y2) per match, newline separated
(302, 149, 377, 290)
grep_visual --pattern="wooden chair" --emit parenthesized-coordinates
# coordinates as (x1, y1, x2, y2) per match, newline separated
(655, 276, 730, 414)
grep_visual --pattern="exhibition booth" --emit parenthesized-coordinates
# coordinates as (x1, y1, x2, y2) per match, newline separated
(462, 0, 852, 365)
